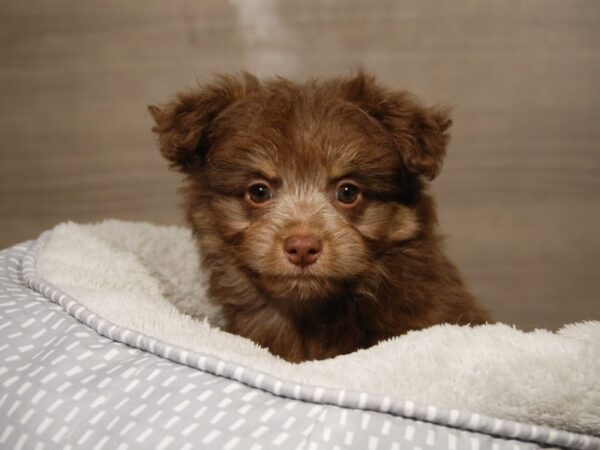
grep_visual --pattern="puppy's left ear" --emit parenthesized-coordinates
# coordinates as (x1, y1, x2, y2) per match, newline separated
(149, 72, 260, 173)
(388, 103, 452, 181)
(342, 72, 452, 180)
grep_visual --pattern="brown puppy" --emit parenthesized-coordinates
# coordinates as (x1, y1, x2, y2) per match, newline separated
(150, 72, 490, 363)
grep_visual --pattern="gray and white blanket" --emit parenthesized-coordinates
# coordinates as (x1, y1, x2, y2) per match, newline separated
(0, 220, 598, 449)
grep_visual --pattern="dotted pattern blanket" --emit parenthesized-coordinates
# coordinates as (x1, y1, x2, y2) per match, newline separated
(0, 237, 598, 449)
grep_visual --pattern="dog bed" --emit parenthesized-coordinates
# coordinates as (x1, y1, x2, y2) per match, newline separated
(0, 220, 598, 450)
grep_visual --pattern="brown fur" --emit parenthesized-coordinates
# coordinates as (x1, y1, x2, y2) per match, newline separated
(150, 71, 490, 363)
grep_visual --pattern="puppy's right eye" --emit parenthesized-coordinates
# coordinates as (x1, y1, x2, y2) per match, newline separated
(336, 183, 360, 205)
(246, 183, 272, 205)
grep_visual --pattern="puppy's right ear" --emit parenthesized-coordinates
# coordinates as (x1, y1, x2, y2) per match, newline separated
(149, 73, 260, 172)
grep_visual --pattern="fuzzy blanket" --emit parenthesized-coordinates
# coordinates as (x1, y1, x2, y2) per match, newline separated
(36, 220, 600, 435)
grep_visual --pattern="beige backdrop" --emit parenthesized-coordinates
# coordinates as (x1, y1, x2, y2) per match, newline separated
(1, 1, 598, 330)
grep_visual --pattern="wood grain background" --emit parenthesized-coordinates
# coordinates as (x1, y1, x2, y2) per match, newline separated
(1, 0, 598, 329)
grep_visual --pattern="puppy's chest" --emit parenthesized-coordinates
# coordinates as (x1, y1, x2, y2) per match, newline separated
(224, 300, 381, 362)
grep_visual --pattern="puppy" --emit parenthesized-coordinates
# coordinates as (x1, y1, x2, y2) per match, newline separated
(150, 72, 490, 363)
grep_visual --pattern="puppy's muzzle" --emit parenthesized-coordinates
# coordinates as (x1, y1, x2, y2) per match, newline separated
(283, 235, 322, 268)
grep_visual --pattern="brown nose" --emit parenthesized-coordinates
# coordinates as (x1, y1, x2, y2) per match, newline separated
(283, 235, 322, 267)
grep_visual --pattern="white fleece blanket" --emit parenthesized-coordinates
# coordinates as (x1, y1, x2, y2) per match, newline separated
(37, 220, 600, 435)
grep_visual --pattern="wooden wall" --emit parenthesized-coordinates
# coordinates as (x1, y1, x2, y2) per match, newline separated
(1, 0, 598, 329)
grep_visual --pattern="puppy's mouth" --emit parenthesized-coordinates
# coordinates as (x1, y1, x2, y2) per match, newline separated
(278, 272, 322, 280)
(255, 260, 326, 280)
(263, 272, 325, 284)
(250, 269, 340, 301)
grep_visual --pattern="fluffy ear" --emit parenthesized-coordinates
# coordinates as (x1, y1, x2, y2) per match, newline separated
(390, 103, 452, 180)
(341, 72, 452, 180)
(149, 72, 260, 172)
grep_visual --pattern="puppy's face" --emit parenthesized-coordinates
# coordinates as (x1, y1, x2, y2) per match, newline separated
(202, 99, 414, 301)
(151, 73, 451, 304)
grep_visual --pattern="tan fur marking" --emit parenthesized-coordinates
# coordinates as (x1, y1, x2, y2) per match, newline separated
(387, 206, 420, 242)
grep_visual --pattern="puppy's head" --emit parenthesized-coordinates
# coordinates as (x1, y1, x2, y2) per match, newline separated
(150, 72, 451, 304)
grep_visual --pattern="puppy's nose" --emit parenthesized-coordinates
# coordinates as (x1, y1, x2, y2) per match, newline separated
(283, 235, 322, 267)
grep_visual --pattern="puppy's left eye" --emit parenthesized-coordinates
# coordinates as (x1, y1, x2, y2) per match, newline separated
(247, 183, 272, 205)
(336, 183, 360, 205)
